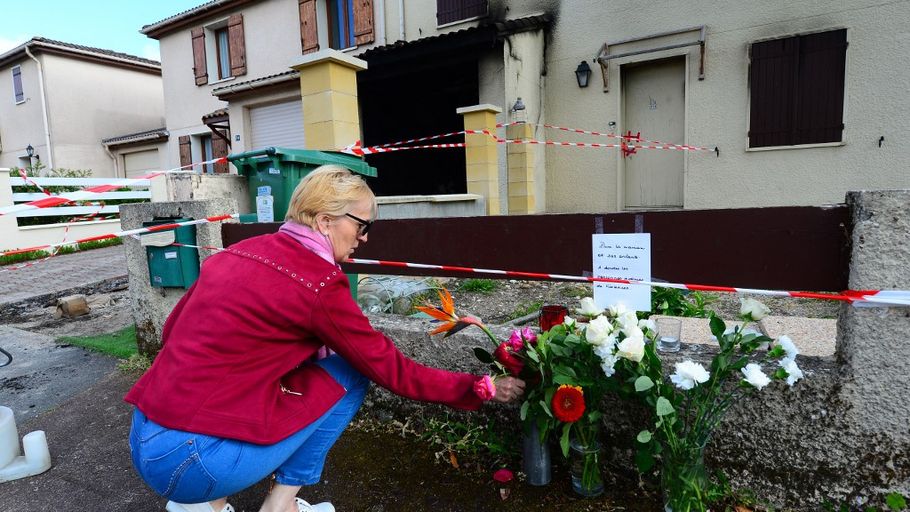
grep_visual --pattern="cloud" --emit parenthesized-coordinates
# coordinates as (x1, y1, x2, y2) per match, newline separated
(140, 42, 160, 61)
(0, 35, 29, 55)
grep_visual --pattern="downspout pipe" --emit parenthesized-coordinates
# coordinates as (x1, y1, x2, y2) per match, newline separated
(102, 144, 120, 177)
(24, 47, 53, 170)
(376, 0, 386, 45)
(398, 0, 405, 41)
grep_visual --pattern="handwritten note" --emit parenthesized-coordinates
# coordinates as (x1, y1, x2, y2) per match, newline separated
(591, 233, 652, 312)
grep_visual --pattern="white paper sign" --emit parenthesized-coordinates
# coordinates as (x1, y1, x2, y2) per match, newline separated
(256, 195, 274, 223)
(592, 233, 652, 312)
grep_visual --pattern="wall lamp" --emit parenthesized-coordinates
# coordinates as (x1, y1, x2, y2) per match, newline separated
(575, 61, 592, 88)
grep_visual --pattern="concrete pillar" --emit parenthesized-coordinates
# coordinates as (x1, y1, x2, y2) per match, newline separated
(506, 122, 536, 214)
(457, 104, 502, 216)
(838, 190, 910, 441)
(290, 49, 367, 152)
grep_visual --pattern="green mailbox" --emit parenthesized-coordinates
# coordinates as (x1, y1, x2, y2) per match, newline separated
(142, 218, 200, 289)
(228, 147, 377, 223)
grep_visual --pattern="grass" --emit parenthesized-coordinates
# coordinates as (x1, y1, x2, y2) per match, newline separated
(0, 237, 122, 267)
(458, 278, 497, 294)
(57, 325, 137, 359)
(508, 300, 543, 321)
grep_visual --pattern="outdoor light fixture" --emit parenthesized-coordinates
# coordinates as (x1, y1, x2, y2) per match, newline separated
(510, 97, 526, 123)
(575, 61, 592, 88)
(25, 144, 34, 158)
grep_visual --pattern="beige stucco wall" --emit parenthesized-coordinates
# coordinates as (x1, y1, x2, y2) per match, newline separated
(0, 59, 47, 169)
(543, 0, 910, 212)
(39, 54, 164, 178)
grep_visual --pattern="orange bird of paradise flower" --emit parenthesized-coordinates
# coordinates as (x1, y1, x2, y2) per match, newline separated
(416, 288, 488, 338)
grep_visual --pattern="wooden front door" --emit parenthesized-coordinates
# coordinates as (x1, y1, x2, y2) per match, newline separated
(622, 57, 685, 209)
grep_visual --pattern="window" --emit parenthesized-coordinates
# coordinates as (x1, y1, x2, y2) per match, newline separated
(200, 134, 214, 174)
(748, 29, 847, 148)
(436, 0, 487, 26)
(328, 0, 356, 50)
(191, 14, 246, 86)
(215, 27, 231, 80)
(12, 65, 24, 103)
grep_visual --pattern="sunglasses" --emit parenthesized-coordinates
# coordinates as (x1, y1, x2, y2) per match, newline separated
(344, 213, 373, 236)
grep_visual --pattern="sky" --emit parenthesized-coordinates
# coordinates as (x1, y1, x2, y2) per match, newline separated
(0, 0, 208, 61)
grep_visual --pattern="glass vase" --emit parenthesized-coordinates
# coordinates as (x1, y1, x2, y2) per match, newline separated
(522, 422, 551, 486)
(569, 435, 604, 497)
(661, 443, 709, 512)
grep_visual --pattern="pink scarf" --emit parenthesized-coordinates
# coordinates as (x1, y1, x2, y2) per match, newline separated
(279, 221, 338, 359)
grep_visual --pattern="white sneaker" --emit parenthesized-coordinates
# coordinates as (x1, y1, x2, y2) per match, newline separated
(165, 501, 234, 512)
(295, 497, 335, 512)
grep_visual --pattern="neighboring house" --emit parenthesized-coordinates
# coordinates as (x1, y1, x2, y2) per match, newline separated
(142, 0, 910, 212)
(0, 37, 166, 178)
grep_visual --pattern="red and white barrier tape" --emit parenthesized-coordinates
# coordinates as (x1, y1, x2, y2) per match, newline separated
(0, 214, 239, 259)
(496, 122, 713, 152)
(0, 157, 229, 217)
(17, 168, 53, 196)
(345, 257, 910, 308)
(341, 131, 495, 156)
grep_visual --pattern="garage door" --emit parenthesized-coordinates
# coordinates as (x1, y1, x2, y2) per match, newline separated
(249, 100, 305, 150)
(123, 149, 160, 178)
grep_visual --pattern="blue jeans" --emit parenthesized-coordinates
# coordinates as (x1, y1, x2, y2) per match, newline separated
(129, 355, 369, 503)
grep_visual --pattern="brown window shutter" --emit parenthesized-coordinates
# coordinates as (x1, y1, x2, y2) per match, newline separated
(353, 0, 374, 45)
(227, 14, 247, 77)
(299, 0, 319, 54)
(748, 36, 798, 148)
(191, 27, 208, 85)
(212, 136, 230, 174)
(793, 29, 847, 145)
(178, 136, 192, 167)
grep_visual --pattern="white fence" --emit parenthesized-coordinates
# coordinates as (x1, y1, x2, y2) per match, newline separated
(0, 170, 166, 252)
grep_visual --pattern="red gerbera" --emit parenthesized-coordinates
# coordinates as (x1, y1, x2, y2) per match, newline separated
(552, 384, 585, 423)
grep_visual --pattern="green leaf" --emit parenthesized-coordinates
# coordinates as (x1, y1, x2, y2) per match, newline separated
(553, 374, 577, 385)
(636, 430, 652, 443)
(525, 346, 540, 362)
(709, 314, 726, 340)
(588, 410, 603, 423)
(635, 447, 655, 473)
(634, 376, 655, 392)
(472, 347, 494, 364)
(560, 423, 572, 458)
(656, 396, 675, 416)
(886, 492, 907, 511)
(540, 400, 553, 418)
(520, 400, 529, 421)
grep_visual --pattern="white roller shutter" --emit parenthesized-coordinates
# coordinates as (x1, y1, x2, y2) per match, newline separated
(123, 149, 160, 178)
(249, 100, 305, 149)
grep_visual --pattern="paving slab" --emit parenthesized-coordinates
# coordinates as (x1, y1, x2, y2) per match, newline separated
(0, 245, 127, 307)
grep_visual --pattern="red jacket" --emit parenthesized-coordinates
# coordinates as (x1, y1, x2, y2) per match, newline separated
(125, 233, 482, 444)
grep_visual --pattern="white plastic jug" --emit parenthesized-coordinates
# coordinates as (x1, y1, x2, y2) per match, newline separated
(0, 406, 52, 482)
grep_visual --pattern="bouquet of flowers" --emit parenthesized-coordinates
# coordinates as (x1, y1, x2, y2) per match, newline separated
(603, 297, 805, 511)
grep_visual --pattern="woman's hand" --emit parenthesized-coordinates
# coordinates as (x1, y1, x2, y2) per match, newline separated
(492, 376, 526, 403)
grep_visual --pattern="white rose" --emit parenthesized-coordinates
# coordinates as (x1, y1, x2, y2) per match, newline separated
(779, 357, 804, 386)
(741, 363, 771, 390)
(621, 324, 644, 340)
(593, 343, 615, 360)
(576, 297, 603, 317)
(775, 335, 799, 360)
(608, 303, 629, 317)
(670, 360, 710, 390)
(619, 311, 639, 330)
(739, 297, 771, 321)
(585, 315, 614, 345)
(638, 318, 657, 334)
(616, 334, 645, 363)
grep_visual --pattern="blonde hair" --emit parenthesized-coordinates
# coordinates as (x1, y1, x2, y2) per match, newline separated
(285, 165, 377, 227)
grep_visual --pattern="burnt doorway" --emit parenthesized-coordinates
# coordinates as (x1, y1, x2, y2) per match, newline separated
(358, 58, 479, 196)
